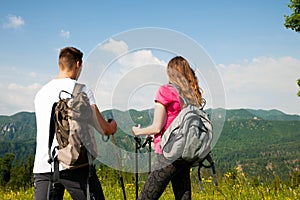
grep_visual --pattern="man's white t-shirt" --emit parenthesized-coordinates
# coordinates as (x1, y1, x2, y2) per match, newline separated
(33, 78, 96, 174)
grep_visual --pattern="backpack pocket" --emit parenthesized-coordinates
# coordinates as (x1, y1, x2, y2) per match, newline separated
(162, 128, 185, 162)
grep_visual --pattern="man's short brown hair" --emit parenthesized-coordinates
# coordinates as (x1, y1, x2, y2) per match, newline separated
(59, 47, 83, 70)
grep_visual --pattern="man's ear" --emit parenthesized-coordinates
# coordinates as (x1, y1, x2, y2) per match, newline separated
(76, 61, 82, 69)
(74, 61, 82, 80)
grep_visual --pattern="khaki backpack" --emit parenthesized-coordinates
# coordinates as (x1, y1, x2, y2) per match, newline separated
(48, 83, 97, 169)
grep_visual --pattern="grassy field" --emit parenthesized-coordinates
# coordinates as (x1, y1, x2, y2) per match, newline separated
(1, 166, 299, 200)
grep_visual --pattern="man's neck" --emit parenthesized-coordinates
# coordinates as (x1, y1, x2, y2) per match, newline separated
(56, 71, 76, 80)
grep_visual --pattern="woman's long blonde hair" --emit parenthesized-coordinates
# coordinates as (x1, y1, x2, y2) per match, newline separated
(167, 56, 203, 107)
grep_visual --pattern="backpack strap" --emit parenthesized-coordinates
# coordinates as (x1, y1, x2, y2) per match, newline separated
(48, 102, 57, 165)
(169, 83, 207, 109)
(73, 82, 94, 200)
(87, 153, 92, 200)
(198, 153, 218, 190)
(73, 83, 85, 96)
(169, 83, 190, 108)
(72, 83, 92, 167)
(48, 102, 60, 192)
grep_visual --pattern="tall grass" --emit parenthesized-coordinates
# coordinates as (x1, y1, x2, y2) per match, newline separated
(1, 166, 299, 199)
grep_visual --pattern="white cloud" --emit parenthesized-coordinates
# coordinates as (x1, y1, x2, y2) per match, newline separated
(118, 50, 166, 70)
(60, 29, 71, 39)
(3, 15, 25, 29)
(2, 55, 299, 116)
(80, 38, 170, 112)
(99, 38, 128, 56)
(90, 48, 168, 111)
(217, 56, 300, 114)
(0, 66, 54, 115)
(29, 72, 37, 78)
(0, 82, 42, 115)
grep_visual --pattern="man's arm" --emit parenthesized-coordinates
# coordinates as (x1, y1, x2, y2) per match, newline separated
(91, 104, 117, 135)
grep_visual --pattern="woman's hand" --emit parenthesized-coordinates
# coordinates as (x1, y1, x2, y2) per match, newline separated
(131, 102, 166, 137)
(132, 124, 141, 136)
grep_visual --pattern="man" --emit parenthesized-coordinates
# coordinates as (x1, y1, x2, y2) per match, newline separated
(33, 46, 117, 200)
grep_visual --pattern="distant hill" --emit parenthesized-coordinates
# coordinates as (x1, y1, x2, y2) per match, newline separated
(0, 109, 299, 180)
(246, 109, 300, 121)
(0, 112, 36, 162)
(0, 112, 36, 140)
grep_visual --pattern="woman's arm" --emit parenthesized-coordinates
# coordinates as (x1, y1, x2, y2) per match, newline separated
(91, 104, 117, 135)
(132, 102, 167, 136)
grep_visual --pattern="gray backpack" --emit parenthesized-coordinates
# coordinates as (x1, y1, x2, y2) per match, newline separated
(160, 102, 212, 166)
(160, 97, 218, 189)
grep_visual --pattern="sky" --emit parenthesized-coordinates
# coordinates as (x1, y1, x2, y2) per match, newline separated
(0, 0, 300, 116)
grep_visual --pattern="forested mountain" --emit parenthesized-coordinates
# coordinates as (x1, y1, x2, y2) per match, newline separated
(0, 112, 36, 162)
(212, 109, 300, 180)
(0, 109, 299, 180)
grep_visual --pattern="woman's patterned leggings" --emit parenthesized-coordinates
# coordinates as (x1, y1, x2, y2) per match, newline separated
(138, 155, 191, 200)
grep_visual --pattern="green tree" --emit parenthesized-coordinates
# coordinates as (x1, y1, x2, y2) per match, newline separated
(0, 153, 15, 187)
(284, 0, 300, 32)
(7, 155, 34, 189)
(284, 1, 300, 96)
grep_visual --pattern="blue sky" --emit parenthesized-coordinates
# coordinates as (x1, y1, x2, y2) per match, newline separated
(0, 0, 300, 115)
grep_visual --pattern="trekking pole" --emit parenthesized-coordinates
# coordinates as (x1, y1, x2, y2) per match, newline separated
(142, 136, 152, 173)
(134, 136, 142, 200)
(112, 134, 127, 200)
(148, 137, 152, 173)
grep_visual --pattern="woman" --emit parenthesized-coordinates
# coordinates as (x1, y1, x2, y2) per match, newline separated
(132, 56, 203, 200)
